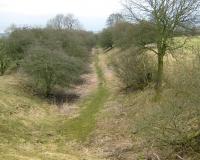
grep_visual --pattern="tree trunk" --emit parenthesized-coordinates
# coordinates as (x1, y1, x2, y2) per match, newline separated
(156, 54, 164, 91)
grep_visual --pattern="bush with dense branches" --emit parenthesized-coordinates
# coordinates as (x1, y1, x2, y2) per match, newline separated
(2, 26, 96, 96)
(110, 47, 156, 90)
(22, 46, 85, 96)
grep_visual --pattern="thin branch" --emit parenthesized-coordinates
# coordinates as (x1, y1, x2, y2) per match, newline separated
(153, 153, 161, 160)
(176, 154, 184, 160)
(144, 46, 158, 55)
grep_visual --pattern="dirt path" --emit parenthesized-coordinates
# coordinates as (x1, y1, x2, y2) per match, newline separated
(57, 48, 133, 160)
(59, 49, 110, 140)
(43, 48, 130, 160)
(87, 50, 137, 160)
(0, 49, 120, 160)
(42, 49, 110, 160)
(59, 61, 98, 118)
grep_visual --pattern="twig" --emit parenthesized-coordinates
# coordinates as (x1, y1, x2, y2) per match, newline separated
(153, 152, 161, 160)
(176, 154, 184, 160)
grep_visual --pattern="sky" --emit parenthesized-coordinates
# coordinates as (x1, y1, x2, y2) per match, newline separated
(0, 0, 122, 33)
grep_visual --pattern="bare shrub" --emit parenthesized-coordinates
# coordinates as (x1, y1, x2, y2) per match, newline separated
(110, 47, 156, 90)
(22, 46, 84, 96)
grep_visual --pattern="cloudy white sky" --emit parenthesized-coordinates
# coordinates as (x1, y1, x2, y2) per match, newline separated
(0, 0, 122, 33)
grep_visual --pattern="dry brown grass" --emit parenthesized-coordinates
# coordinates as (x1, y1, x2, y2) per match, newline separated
(0, 72, 105, 159)
(90, 39, 200, 159)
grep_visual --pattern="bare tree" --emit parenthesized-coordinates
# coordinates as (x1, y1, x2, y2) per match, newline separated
(47, 14, 82, 30)
(123, 0, 200, 92)
(106, 13, 125, 27)
(47, 14, 64, 30)
(63, 14, 81, 30)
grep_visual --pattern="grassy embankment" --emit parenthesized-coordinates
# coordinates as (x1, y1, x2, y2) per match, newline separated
(97, 36, 200, 159)
(0, 53, 108, 159)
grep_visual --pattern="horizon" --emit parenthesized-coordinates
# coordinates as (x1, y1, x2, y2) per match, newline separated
(0, 0, 122, 33)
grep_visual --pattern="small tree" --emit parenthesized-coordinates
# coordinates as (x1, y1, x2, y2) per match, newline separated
(123, 0, 200, 92)
(22, 46, 84, 96)
(99, 28, 113, 49)
(106, 13, 125, 27)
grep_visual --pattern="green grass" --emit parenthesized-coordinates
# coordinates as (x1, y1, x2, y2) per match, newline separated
(58, 54, 109, 141)
(95, 54, 105, 83)
(59, 86, 109, 141)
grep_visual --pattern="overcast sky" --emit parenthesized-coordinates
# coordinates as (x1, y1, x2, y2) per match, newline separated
(0, 0, 122, 33)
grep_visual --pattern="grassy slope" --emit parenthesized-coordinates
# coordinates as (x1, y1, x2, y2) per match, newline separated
(92, 37, 200, 159)
(0, 53, 108, 159)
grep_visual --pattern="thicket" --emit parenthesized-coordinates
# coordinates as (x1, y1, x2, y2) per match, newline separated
(1, 27, 96, 97)
(22, 46, 84, 96)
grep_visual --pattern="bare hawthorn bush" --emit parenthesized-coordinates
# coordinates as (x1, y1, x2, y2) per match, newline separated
(110, 47, 156, 90)
(22, 46, 84, 97)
